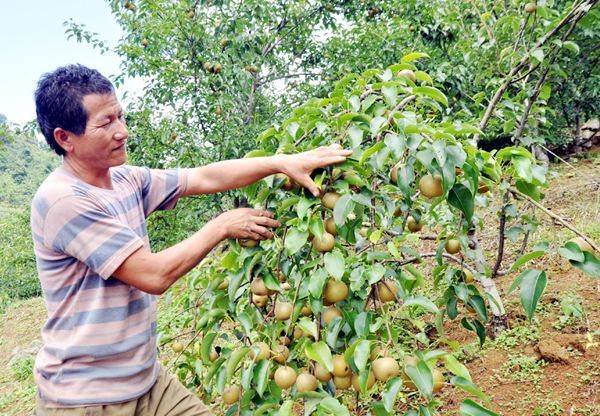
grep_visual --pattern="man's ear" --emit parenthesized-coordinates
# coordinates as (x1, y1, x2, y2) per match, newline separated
(54, 128, 74, 153)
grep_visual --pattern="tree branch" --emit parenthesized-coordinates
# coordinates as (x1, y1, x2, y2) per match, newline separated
(509, 186, 599, 252)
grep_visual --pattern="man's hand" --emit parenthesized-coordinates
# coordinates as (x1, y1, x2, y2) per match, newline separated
(278, 146, 353, 197)
(113, 208, 280, 295)
(215, 208, 281, 241)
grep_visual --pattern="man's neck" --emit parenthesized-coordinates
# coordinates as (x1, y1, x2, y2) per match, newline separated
(62, 157, 114, 190)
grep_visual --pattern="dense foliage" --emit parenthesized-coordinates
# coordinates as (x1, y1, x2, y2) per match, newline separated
(0, 134, 60, 206)
(0, 133, 59, 308)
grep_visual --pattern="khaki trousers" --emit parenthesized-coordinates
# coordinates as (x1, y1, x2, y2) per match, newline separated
(34, 364, 214, 416)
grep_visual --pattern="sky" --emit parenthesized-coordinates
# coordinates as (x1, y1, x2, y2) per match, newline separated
(0, 0, 144, 127)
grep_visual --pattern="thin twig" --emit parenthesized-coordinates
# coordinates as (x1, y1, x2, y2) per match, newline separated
(509, 186, 599, 252)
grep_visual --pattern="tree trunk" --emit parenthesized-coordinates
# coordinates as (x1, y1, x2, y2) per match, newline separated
(573, 108, 583, 157)
(467, 225, 508, 337)
(532, 119, 549, 164)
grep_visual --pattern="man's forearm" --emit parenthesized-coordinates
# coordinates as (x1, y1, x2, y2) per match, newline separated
(113, 218, 227, 295)
(183, 155, 285, 197)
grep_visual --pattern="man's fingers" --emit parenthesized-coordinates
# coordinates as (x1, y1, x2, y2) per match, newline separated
(250, 209, 275, 219)
(254, 216, 281, 229)
(252, 226, 274, 240)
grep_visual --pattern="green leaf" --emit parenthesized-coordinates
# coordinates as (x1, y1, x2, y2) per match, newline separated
(244, 149, 267, 158)
(444, 355, 471, 382)
(226, 347, 250, 384)
(284, 227, 308, 256)
(279, 400, 294, 416)
(459, 399, 500, 416)
(317, 398, 351, 416)
(348, 126, 364, 149)
(206, 356, 226, 387)
(515, 180, 540, 201)
(404, 296, 439, 314)
(401, 52, 430, 63)
(254, 359, 271, 396)
(324, 252, 346, 280)
(451, 377, 490, 406)
(354, 339, 371, 371)
(366, 263, 386, 284)
(508, 250, 546, 273)
(221, 248, 238, 271)
(512, 155, 532, 182)
(372, 402, 392, 416)
(570, 251, 600, 278)
(398, 164, 415, 197)
(447, 184, 474, 223)
(415, 71, 433, 84)
(414, 86, 448, 106)
(236, 312, 253, 338)
(382, 84, 398, 107)
(326, 316, 344, 350)
(384, 133, 405, 160)
(405, 360, 434, 397)
(309, 268, 329, 299)
(361, 141, 386, 164)
(443, 124, 483, 136)
(298, 317, 319, 340)
(432, 140, 447, 169)
(469, 295, 488, 323)
(530, 49, 544, 64)
(201, 332, 218, 363)
(473, 319, 486, 347)
(333, 193, 355, 227)
(255, 402, 278, 416)
(382, 378, 404, 412)
(563, 41, 579, 54)
(404, 264, 426, 288)
(520, 270, 547, 321)
(362, 95, 378, 112)
(298, 197, 319, 219)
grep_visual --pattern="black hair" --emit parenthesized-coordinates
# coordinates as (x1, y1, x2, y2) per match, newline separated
(34, 64, 115, 156)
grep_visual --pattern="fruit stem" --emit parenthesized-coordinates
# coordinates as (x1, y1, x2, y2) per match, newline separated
(275, 226, 289, 277)
(374, 283, 403, 356)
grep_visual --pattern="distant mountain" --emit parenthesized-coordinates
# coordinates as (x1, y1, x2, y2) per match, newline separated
(0, 133, 60, 207)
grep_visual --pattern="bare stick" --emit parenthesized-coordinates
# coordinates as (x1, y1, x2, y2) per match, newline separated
(509, 186, 600, 252)
(386, 252, 477, 273)
(492, 191, 510, 277)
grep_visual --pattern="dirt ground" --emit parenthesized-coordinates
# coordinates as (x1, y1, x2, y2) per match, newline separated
(1, 153, 600, 415)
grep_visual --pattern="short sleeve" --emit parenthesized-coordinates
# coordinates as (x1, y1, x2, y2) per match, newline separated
(43, 196, 145, 280)
(137, 167, 188, 217)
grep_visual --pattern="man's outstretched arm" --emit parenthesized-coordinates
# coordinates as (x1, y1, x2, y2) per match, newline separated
(182, 146, 352, 198)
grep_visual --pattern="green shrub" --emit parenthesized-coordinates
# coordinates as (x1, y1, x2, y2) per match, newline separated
(0, 205, 41, 302)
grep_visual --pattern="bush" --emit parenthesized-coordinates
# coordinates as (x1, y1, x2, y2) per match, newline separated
(0, 205, 41, 302)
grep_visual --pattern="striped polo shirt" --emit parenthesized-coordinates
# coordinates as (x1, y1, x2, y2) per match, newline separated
(30, 165, 187, 407)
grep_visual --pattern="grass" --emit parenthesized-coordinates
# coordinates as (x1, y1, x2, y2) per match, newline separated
(0, 356, 37, 415)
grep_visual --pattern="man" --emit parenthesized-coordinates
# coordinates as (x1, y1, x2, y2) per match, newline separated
(31, 64, 350, 415)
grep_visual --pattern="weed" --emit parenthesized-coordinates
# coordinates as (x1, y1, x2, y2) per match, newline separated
(0, 381, 37, 415)
(553, 291, 586, 331)
(10, 355, 34, 381)
(453, 342, 480, 362)
(533, 398, 564, 415)
(489, 319, 541, 349)
(502, 355, 547, 382)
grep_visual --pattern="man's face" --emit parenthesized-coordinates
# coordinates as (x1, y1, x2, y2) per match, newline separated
(68, 92, 129, 171)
